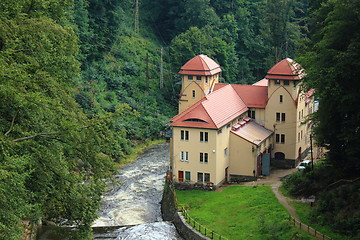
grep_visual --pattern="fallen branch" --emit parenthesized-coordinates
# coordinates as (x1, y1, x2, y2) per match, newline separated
(12, 132, 61, 142)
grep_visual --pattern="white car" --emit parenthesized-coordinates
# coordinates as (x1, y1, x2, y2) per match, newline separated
(296, 160, 312, 170)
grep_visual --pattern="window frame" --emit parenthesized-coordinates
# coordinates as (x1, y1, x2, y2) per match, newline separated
(185, 171, 191, 181)
(200, 132, 208, 142)
(281, 113, 286, 122)
(188, 75, 193, 81)
(181, 130, 189, 141)
(180, 151, 189, 162)
(197, 172, 203, 182)
(276, 112, 281, 122)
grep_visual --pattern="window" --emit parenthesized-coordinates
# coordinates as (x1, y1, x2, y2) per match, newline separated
(200, 132, 208, 142)
(188, 75, 193, 81)
(200, 153, 208, 163)
(204, 173, 210, 183)
(301, 130, 303, 140)
(281, 134, 285, 143)
(276, 112, 281, 122)
(275, 80, 280, 85)
(224, 148, 228, 156)
(248, 110, 255, 119)
(197, 172, 203, 182)
(205, 77, 208, 84)
(227, 123, 231, 128)
(217, 129, 222, 134)
(281, 113, 286, 122)
(181, 130, 189, 140)
(197, 172, 210, 183)
(192, 90, 196, 98)
(298, 132, 300, 142)
(196, 75, 201, 81)
(185, 171, 191, 181)
(180, 151, 189, 162)
(280, 95, 283, 103)
(276, 134, 285, 144)
(284, 80, 289, 85)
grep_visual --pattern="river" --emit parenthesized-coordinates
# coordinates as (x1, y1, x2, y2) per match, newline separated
(37, 143, 182, 240)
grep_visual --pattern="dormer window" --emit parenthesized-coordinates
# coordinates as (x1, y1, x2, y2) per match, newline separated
(184, 118, 207, 123)
(196, 76, 201, 81)
(188, 75, 193, 81)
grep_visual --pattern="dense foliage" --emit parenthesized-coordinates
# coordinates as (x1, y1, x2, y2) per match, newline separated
(284, 0, 360, 237)
(0, 0, 311, 238)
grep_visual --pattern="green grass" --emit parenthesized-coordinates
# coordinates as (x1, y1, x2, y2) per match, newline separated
(176, 186, 313, 240)
(291, 201, 354, 240)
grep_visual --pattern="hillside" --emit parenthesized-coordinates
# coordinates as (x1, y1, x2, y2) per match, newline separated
(1, 0, 359, 239)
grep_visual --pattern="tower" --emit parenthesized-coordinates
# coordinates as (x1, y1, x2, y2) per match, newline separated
(178, 54, 222, 113)
(264, 58, 303, 160)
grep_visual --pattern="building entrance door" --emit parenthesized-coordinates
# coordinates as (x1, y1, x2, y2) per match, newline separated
(178, 171, 184, 182)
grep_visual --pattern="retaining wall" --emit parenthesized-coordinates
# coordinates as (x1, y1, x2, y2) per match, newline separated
(161, 181, 209, 240)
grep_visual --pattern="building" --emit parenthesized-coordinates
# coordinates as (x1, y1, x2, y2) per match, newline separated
(169, 55, 314, 187)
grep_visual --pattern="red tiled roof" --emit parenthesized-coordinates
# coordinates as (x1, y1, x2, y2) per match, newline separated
(253, 78, 268, 86)
(170, 85, 248, 129)
(231, 117, 273, 146)
(305, 89, 315, 104)
(214, 83, 268, 108)
(231, 85, 268, 108)
(178, 54, 222, 76)
(265, 58, 303, 80)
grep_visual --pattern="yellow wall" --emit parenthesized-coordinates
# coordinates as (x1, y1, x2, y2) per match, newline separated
(171, 127, 218, 184)
(229, 134, 255, 176)
(178, 74, 219, 113)
(265, 82, 297, 159)
(295, 89, 314, 160)
(171, 112, 246, 186)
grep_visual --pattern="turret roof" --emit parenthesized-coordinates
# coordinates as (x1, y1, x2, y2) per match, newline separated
(265, 58, 303, 80)
(178, 54, 222, 76)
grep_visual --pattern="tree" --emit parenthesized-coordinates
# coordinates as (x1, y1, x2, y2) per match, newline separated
(300, 0, 360, 176)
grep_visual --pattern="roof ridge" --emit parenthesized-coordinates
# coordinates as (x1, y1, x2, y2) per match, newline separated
(199, 55, 210, 71)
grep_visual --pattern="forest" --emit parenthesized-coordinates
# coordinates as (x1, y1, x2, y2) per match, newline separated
(0, 0, 359, 239)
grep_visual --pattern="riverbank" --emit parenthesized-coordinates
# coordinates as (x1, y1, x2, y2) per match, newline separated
(117, 139, 166, 167)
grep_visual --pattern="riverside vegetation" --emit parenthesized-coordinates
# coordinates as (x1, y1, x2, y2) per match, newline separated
(0, 0, 359, 239)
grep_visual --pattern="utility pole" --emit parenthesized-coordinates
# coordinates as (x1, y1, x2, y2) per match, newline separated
(146, 52, 149, 92)
(134, 0, 139, 34)
(160, 47, 164, 89)
(310, 134, 314, 170)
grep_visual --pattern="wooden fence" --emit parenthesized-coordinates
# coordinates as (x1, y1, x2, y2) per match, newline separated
(180, 205, 228, 240)
(290, 217, 332, 240)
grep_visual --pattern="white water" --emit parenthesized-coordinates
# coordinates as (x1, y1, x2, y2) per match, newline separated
(92, 143, 182, 239)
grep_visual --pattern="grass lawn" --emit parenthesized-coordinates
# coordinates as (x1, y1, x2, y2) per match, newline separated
(176, 186, 313, 240)
(290, 201, 353, 240)
(280, 186, 354, 240)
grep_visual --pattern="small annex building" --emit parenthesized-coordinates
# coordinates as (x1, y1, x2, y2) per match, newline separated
(169, 55, 315, 187)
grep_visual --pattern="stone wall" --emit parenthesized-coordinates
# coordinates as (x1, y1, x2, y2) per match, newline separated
(161, 179, 209, 240)
(271, 158, 296, 169)
(173, 212, 210, 240)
